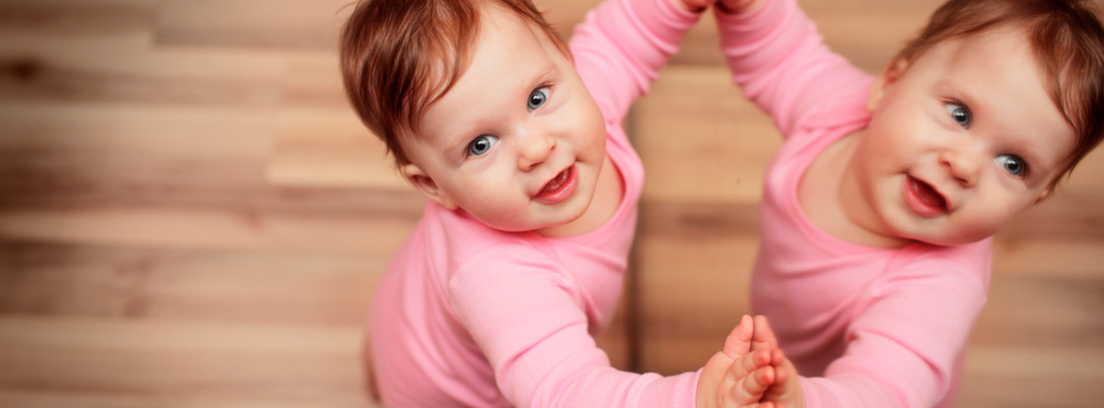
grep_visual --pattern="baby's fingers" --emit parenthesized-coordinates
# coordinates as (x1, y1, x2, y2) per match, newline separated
(740, 365, 776, 402)
(741, 349, 773, 375)
(727, 354, 776, 408)
(751, 315, 779, 351)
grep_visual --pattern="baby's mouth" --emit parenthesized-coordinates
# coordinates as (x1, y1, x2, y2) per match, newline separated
(540, 167, 572, 195)
(910, 176, 947, 210)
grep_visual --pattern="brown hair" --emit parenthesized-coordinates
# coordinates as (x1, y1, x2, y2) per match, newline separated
(339, 0, 568, 165)
(895, 0, 1104, 189)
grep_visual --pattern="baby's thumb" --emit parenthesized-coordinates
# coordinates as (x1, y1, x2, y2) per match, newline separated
(722, 315, 754, 358)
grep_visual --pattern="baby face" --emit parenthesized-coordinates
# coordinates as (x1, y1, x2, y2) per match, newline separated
(399, 5, 608, 234)
(849, 26, 1077, 246)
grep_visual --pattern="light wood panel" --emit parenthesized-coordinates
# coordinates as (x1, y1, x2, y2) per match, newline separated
(0, 316, 372, 408)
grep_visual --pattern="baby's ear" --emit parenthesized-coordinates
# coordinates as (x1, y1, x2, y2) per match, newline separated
(400, 163, 457, 210)
(866, 57, 911, 112)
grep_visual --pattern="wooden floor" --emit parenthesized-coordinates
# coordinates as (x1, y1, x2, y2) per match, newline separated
(1, 0, 1103, 407)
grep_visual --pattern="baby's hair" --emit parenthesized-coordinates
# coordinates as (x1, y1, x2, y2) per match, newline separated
(895, 0, 1104, 189)
(339, 0, 568, 165)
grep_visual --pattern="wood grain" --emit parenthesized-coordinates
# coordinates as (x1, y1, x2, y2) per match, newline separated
(2, 0, 1103, 407)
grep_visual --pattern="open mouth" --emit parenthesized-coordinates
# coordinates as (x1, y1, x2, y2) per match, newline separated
(540, 167, 571, 195)
(534, 165, 577, 205)
(904, 176, 948, 217)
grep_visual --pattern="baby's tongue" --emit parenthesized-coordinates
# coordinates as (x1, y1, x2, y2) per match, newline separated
(914, 180, 945, 208)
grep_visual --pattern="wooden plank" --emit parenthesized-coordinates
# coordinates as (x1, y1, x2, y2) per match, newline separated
(0, 204, 419, 256)
(991, 238, 1104, 278)
(632, 65, 782, 203)
(632, 202, 760, 373)
(155, 0, 355, 51)
(268, 106, 407, 190)
(0, 0, 157, 51)
(0, 316, 380, 408)
(970, 273, 1104, 349)
(0, 243, 381, 326)
(278, 51, 347, 109)
(801, 0, 944, 72)
(0, 44, 284, 107)
(0, 101, 273, 159)
(959, 346, 1104, 408)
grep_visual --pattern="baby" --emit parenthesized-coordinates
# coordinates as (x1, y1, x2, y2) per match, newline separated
(711, 0, 1104, 406)
(339, 0, 782, 406)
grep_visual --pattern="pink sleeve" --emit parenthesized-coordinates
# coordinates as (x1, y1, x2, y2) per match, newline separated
(570, 0, 701, 123)
(449, 244, 699, 407)
(714, 0, 872, 137)
(797, 261, 988, 407)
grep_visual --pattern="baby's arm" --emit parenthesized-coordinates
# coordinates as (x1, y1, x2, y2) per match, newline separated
(748, 264, 988, 407)
(712, 0, 873, 138)
(697, 315, 777, 408)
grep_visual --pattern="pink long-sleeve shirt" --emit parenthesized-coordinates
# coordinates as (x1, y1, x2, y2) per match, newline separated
(369, 0, 705, 406)
(715, 1, 992, 407)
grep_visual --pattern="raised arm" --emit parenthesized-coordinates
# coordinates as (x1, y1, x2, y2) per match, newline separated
(569, 0, 705, 123)
(712, 0, 872, 137)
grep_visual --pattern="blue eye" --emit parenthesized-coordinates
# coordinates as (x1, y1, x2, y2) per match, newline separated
(528, 86, 550, 111)
(467, 135, 498, 156)
(996, 154, 1027, 177)
(945, 103, 971, 128)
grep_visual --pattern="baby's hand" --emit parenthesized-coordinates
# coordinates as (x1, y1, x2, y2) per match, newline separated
(752, 316, 804, 408)
(696, 315, 777, 408)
